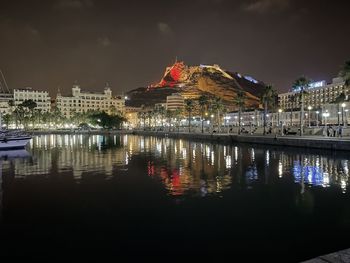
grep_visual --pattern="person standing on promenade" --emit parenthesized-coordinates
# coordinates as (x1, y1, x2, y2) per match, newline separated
(339, 126, 343, 138)
(323, 126, 327, 137)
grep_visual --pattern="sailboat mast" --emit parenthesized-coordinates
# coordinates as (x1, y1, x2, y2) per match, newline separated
(0, 70, 11, 94)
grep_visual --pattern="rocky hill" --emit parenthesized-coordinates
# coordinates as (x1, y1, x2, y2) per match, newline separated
(126, 62, 266, 110)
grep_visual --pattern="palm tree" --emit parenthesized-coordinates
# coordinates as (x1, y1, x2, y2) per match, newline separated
(173, 108, 183, 132)
(32, 109, 42, 129)
(335, 92, 346, 125)
(185, 99, 195, 132)
(2, 114, 12, 129)
(339, 60, 350, 88)
(8, 100, 16, 127)
(41, 111, 51, 129)
(21, 99, 37, 129)
(166, 110, 174, 132)
(146, 111, 153, 129)
(289, 94, 297, 126)
(157, 105, 166, 129)
(261, 85, 277, 135)
(233, 90, 246, 135)
(198, 95, 208, 133)
(137, 111, 146, 130)
(293, 76, 311, 136)
(51, 106, 65, 128)
(211, 97, 224, 133)
(13, 105, 26, 129)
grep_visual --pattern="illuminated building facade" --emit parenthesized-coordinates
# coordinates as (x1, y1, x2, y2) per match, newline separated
(278, 77, 347, 110)
(56, 84, 125, 118)
(0, 93, 13, 114)
(166, 93, 184, 111)
(14, 87, 51, 112)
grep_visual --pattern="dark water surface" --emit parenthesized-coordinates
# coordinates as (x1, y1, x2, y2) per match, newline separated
(0, 134, 349, 261)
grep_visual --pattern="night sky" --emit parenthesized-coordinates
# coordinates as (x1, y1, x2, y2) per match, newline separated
(1, 0, 349, 96)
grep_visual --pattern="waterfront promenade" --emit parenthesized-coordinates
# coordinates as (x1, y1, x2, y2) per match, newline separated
(32, 129, 350, 151)
(131, 130, 350, 151)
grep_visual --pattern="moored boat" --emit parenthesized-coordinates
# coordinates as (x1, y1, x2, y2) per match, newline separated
(0, 130, 32, 150)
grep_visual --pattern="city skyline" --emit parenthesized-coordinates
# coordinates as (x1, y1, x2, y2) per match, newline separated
(0, 0, 350, 95)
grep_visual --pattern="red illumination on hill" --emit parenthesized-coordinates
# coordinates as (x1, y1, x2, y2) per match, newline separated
(157, 62, 185, 88)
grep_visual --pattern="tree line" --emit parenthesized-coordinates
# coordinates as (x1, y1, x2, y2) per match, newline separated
(2, 100, 126, 130)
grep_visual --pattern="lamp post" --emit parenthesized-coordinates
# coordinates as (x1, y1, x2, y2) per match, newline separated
(224, 116, 231, 133)
(341, 103, 346, 126)
(266, 114, 269, 129)
(278, 109, 282, 126)
(323, 111, 329, 126)
(345, 109, 349, 127)
(307, 106, 312, 127)
(316, 111, 319, 127)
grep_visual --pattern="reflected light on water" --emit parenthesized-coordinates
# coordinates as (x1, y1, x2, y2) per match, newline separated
(278, 160, 283, 178)
(234, 146, 238, 162)
(225, 155, 232, 169)
(266, 150, 270, 166)
(1, 135, 349, 197)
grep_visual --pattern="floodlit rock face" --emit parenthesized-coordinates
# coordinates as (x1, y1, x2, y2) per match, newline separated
(126, 62, 266, 109)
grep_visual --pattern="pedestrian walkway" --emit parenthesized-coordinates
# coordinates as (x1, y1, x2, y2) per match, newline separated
(132, 130, 350, 151)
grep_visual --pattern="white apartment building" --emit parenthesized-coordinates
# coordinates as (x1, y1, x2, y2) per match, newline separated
(166, 93, 184, 111)
(14, 87, 51, 112)
(0, 93, 13, 114)
(56, 84, 125, 118)
(278, 77, 348, 110)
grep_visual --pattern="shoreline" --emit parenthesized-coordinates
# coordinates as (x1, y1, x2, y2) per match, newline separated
(32, 129, 350, 151)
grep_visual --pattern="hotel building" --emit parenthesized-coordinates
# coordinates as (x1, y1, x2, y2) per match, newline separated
(13, 87, 51, 112)
(0, 93, 13, 114)
(56, 84, 125, 118)
(278, 77, 347, 110)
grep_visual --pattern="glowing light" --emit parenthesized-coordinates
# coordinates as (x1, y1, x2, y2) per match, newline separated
(244, 75, 258, 84)
(226, 155, 231, 169)
(278, 160, 283, 178)
(266, 150, 270, 166)
(234, 146, 238, 162)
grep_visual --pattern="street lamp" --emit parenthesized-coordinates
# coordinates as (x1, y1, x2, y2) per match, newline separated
(307, 106, 312, 127)
(341, 103, 346, 126)
(316, 111, 319, 127)
(278, 109, 282, 127)
(234, 116, 238, 126)
(345, 109, 349, 127)
(323, 111, 330, 126)
(224, 116, 231, 133)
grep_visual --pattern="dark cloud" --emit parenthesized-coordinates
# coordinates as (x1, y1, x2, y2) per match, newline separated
(54, 0, 94, 9)
(157, 22, 173, 36)
(243, 0, 290, 14)
(97, 36, 112, 47)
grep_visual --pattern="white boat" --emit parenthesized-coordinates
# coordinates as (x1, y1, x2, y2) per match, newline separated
(0, 130, 32, 150)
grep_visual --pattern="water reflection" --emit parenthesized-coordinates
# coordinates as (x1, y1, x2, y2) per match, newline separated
(0, 149, 32, 218)
(0, 134, 349, 197)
